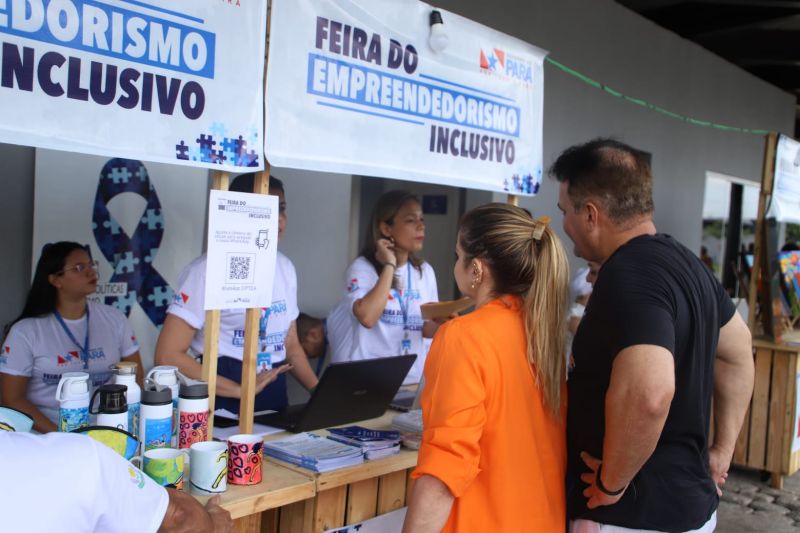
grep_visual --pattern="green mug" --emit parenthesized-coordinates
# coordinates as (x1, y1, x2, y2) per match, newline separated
(137, 448, 186, 490)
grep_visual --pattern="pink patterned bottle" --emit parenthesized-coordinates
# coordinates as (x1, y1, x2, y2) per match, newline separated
(177, 383, 209, 449)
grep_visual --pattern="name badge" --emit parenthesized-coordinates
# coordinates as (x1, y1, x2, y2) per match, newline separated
(401, 338, 412, 354)
(257, 352, 272, 372)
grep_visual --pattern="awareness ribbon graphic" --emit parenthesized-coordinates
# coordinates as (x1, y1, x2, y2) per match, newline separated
(92, 158, 173, 326)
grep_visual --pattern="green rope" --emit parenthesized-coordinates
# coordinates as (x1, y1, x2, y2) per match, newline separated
(545, 56, 771, 136)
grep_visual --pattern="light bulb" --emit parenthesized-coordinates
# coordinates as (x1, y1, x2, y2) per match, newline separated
(429, 10, 449, 53)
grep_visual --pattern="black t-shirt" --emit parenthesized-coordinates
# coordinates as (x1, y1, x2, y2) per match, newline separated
(567, 234, 736, 531)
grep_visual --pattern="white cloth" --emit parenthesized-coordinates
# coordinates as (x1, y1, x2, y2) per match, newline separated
(571, 266, 592, 300)
(0, 301, 139, 424)
(167, 252, 299, 367)
(566, 301, 587, 370)
(0, 431, 168, 533)
(327, 257, 438, 384)
(569, 511, 716, 533)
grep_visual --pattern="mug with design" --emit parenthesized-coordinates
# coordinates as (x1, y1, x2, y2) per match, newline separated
(0, 406, 34, 433)
(73, 426, 138, 461)
(140, 447, 186, 490)
(190, 441, 228, 494)
(227, 434, 263, 485)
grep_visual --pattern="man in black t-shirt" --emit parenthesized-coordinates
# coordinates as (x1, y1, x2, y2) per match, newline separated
(551, 139, 754, 532)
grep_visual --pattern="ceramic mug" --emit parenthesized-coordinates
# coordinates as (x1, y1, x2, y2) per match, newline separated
(0, 406, 34, 433)
(73, 426, 139, 461)
(139, 448, 186, 490)
(227, 434, 263, 485)
(190, 441, 228, 494)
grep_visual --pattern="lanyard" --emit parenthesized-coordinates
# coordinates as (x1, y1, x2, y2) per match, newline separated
(394, 263, 413, 333)
(54, 306, 91, 370)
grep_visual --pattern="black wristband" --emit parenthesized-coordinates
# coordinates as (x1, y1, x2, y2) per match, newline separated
(383, 262, 397, 270)
(595, 464, 626, 497)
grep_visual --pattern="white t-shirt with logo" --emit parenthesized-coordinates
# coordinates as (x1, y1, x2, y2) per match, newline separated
(328, 257, 438, 384)
(0, 431, 168, 532)
(0, 301, 139, 424)
(167, 252, 299, 367)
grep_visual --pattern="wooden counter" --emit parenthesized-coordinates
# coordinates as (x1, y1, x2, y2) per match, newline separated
(264, 411, 417, 533)
(197, 410, 418, 533)
(192, 460, 315, 520)
(733, 339, 800, 488)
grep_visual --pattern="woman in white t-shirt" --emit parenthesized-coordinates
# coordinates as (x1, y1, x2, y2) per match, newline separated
(328, 190, 440, 384)
(0, 242, 142, 433)
(155, 175, 318, 414)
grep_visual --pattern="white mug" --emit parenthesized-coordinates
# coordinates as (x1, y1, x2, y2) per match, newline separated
(190, 441, 228, 494)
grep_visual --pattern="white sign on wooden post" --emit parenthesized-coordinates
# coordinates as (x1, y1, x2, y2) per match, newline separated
(204, 190, 279, 311)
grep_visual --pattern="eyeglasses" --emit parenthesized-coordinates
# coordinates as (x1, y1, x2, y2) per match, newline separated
(57, 260, 99, 276)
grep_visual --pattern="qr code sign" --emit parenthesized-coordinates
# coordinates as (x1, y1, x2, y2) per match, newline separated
(226, 253, 255, 284)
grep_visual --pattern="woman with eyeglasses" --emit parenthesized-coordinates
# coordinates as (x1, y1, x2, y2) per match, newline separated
(0, 242, 143, 433)
(326, 190, 440, 385)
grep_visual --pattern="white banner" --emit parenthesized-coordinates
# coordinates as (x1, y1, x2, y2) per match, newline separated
(34, 149, 208, 369)
(769, 134, 800, 223)
(265, 0, 546, 196)
(0, 1, 266, 171)
(205, 190, 278, 310)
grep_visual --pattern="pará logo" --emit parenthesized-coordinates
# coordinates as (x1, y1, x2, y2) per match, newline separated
(479, 47, 533, 85)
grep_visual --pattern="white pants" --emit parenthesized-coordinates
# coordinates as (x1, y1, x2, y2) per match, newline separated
(570, 511, 717, 533)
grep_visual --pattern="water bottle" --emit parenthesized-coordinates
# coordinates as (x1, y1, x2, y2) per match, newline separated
(178, 382, 209, 449)
(111, 362, 141, 438)
(55, 372, 90, 432)
(139, 386, 173, 452)
(146, 365, 180, 446)
(90, 384, 129, 431)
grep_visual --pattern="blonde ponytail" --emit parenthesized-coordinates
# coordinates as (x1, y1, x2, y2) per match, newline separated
(458, 203, 571, 419)
(524, 225, 569, 418)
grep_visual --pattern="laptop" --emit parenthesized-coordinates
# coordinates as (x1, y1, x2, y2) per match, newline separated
(389, 377, 425, 412)
(254, 354, 417, 432)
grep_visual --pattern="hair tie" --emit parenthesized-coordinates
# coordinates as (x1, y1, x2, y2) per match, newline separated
(531, 215, 550, 241)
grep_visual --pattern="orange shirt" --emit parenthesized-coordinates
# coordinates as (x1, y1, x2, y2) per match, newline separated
(412, 296, 566, 532)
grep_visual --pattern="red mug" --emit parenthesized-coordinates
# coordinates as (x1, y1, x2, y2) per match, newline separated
(227, 434, 263, 485)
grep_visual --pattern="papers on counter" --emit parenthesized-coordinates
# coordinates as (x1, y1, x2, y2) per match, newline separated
(264, 433, 364, 472)
(211, 408, 285, 440)
(327, 426, 401, 460)
(392, 409, 423, 433)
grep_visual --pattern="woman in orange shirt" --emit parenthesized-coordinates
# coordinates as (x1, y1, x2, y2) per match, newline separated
(403, 203, 569, 533)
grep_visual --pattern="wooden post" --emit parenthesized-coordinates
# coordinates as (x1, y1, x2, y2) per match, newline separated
(748, 133, 778, 334)
(507, 194, 519, 206)
(203, 171, 230, 439)
(239, 171, 271, 433)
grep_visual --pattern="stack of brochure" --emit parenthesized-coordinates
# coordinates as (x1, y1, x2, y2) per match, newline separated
(392, 409, 423, 433)
(327, 426, 402, 460)
(263, 433, 364, 472)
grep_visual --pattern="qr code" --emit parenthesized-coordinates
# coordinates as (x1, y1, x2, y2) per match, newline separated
(226, 253, 255, 284)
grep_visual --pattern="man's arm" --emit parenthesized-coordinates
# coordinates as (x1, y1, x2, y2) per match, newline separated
(582, 344, 675, 508)
(159, 492, 232, 533)
(709, 312, 753, 494)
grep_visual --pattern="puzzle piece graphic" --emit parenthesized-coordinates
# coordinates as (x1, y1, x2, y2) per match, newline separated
(132, 165, 148, 185)
(176, 141, 190, 160)
(244, 149, 259, 167)
(102, 218, 122, 235)
(209, 122, 227, 138)
(147, 286, 174, 308)
(197, 134, 216, 151)
(141, 209, 164, 231)
(113, 251, 140, 274)
(110, 290, 138, 314)
(144, 247, 159, 264)
(109, 167, 132, 184)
